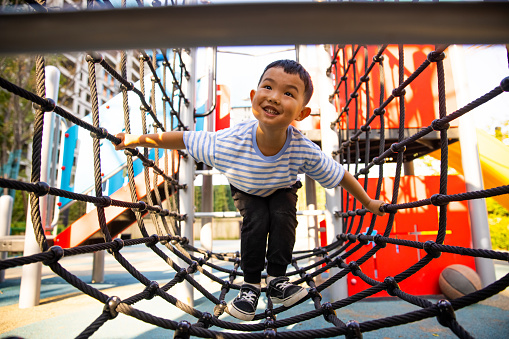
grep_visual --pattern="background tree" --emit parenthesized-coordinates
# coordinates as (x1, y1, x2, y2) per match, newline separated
(0, 56, 36, 186)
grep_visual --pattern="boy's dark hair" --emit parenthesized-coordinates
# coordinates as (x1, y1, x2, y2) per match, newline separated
(258, 59, 314, 106)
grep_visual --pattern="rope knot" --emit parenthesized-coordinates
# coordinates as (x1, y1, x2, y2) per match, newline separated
(346, 320, 363, 339)
(90, 127, 109, 139)
(198, 312, 213, 328)
(94, 196, 111, 208)
(139, 53, 150, 61)
(175, 268, 187, 283)
(213, 300, 227, 317)
(124, 148, 139, 157)
(321, 302, 337, 323)
(427, 51, 446, 63)
(430, 193, 449, 206)
(143, 159, 155, 168)
(374, 234, 387, 248)
(264, 308, 276, 320)
(390, 142, 406, 153)
(43, 246, 64, 266)
(373, 156, 385, 165)
(103, 296, 121, 319)
(146, 234, 159, 247)
(120, 82, 134, 91)
(174, 320, 191, 339)
(197, 257, 206, 266)
(149, 205, 162, 214)
(357, 234, 369, 245)
(144, 281, 159, 300)
(34, 181, 51, 196)
(85, 52, 103, 64)
(431, 119, 450, 131)
(264, 328, 277, 338)
(392, 88, 406, 97)
(187, 261, 198, 274)
(384, 276, 400, 296)
(436, 299, 456, 327)
(423, 240, 442, 258)
(309, 287, 322, 301)
(32, 98, 56, 112)
(373, 108, 385, 116)
(107, 238, 124, 254)
(500, 76, 509, 92)
(348, 261, 362, 276)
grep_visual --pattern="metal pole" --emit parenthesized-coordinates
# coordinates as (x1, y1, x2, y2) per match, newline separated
(40, 66, 60, 231)
(19, 65, 60, 308)
(200, 49, 216, 283)
(0, 195, 14, 283)
(300, 44, 347, 299)
(305, 175, 319, 251)
(91, 250, 105, 284)
(450, 45, 496, 287)
(178, 46, 197, 306)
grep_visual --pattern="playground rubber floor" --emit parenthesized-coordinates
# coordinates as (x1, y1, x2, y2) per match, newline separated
(1, 240, 508, 339)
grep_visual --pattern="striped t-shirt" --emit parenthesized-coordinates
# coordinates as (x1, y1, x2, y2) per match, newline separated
(183, 119, 345, 197)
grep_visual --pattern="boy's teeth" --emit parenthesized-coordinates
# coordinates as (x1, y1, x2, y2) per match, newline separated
(265, 108, 279, 115)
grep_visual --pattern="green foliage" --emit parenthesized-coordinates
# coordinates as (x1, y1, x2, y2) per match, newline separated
(10, 189, 27, 234)
(0, 56, 37, 181)
(194, 185, 235, 212)
(487, 198, 509, 250)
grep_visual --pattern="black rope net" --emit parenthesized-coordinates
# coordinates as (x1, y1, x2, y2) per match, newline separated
(1, 2, 509, 339)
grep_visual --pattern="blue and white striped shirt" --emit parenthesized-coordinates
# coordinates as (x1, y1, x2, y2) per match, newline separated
(183, 119, 345, 197)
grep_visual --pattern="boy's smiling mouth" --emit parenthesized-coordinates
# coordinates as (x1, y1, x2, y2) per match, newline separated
(263, 105, 280, 116)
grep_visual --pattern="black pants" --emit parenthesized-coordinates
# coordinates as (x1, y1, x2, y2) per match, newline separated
(230, 183, 301, 284)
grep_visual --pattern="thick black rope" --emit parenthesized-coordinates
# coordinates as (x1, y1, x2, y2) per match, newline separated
(1, 40, 509, 338)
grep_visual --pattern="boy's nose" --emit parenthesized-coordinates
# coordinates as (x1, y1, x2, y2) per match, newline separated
(267, 94, 280, 105)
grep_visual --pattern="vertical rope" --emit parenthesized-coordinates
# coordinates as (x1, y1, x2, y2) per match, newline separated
(87, 57, 112, 243)
(31, 55, 49, 251)
(435, 49, 449, 245)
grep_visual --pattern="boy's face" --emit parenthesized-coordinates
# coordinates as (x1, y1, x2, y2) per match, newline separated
(250, 67, 311, 131)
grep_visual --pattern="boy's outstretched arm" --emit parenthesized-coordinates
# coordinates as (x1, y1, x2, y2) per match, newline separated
(114, 131, 185, 151)
(339, 171, 386, 216)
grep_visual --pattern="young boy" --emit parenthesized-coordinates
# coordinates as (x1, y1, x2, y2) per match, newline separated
(115, 59, 385, 321)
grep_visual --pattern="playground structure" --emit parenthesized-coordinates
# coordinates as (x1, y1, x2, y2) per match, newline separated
(1, 1, 509, 339)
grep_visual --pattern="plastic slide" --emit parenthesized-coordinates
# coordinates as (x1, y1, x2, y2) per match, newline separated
(429, 128, 509, 211)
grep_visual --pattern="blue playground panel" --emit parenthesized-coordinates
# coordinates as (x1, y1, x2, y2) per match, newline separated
(58, 50, 200, 209)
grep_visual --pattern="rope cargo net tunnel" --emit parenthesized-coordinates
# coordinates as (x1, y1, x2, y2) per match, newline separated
(1, 1, 509, 339)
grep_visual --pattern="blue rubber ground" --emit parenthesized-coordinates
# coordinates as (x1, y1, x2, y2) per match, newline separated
(1, 241, 508, 338)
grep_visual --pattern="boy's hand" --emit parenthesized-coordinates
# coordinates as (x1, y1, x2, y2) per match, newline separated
(114, 133, 137, 151)
(365, 199, 386, 216)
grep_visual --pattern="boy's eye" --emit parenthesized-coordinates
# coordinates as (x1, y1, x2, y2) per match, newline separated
(263, 85, 272, 90)
(284, 92, 294, 97)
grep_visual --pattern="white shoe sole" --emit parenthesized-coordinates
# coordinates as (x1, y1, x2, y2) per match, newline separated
(227, 301, 256, 321)
(270, 287, 308, 307)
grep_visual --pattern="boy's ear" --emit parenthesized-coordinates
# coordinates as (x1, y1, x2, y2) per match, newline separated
(295, 107, 312, 121)
(250, 89, 256, 103)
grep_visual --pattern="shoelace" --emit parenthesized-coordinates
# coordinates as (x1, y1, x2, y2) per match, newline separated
(274, 279, 293, 290)
(239, 290, 258, 304)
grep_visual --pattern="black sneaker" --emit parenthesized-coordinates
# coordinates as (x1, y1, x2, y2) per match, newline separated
(267, 276, 307, 307)
(227, 284, 261, 321)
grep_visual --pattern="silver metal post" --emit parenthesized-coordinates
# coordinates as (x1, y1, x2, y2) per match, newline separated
(0, 195, 14, 283)
(19, 65, 60, 308)
(91, 251, 105, 284)
(450, 45, 496, 287)
(178, 46, 197, 307)
(300, 44, 347, 299)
